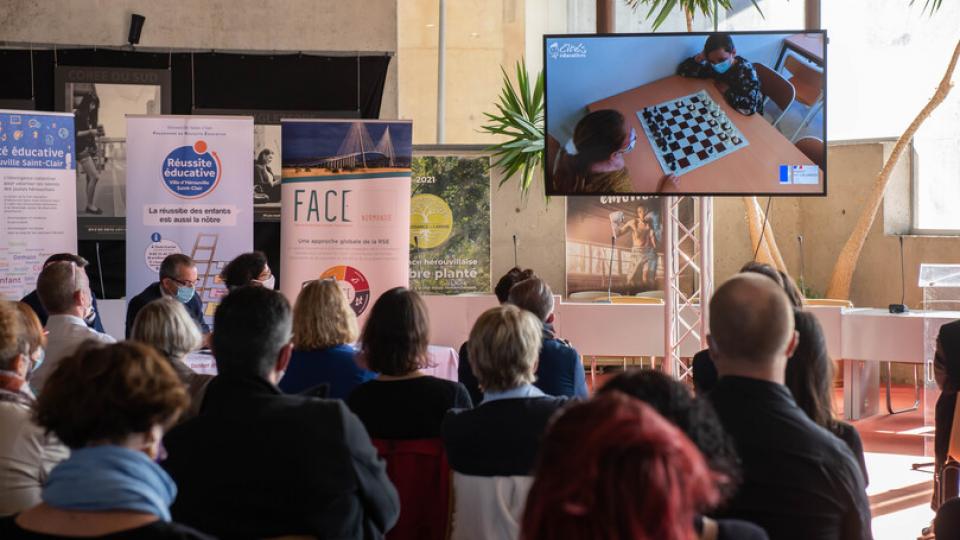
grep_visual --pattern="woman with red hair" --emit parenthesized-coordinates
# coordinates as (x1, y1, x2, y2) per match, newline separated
(523, 392, 730, 540)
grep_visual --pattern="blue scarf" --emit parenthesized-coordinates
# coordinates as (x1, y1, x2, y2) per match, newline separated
(43, 446, 177, 521)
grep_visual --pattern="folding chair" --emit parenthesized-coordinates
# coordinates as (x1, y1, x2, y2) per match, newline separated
(754, 62, 795, 129)
(783, 55, 825, 142)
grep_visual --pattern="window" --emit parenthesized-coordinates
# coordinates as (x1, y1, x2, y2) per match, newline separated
(823, 1, 960, 231)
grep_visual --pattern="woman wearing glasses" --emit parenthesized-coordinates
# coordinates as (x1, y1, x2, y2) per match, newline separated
(552, 109, 679, 194)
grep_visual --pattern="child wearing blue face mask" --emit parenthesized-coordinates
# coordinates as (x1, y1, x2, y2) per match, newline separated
(677, 33, 763, 116)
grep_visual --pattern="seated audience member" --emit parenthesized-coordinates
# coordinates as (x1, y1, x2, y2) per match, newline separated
(598, 370, 768, 539)
(130, 297, 212, 421)
(777, 269, 805, 307)
(934, 317, 960, 509)
(785, 309, 868, 486)
(443, 305, 569, 540)
(347, 290, 469, 539)
(458, 267, 534, 404)
(522, 393, 721, 540)
(707, 273, 872, 540)
(162, 287, 399, 538)
(348, 287, 472, 437)
(935, 497, 960, 539)
(21, 253, 105, 332)
(31, 262, 115, 393)
(125, 253, 209, 339)
(507, 277, 588, 398)
(692, 261, 802, 394)
(219, 250, 274, 289)
(677, 32, 763, 116)
(599, 370, 740, 500)
(0, 341, 210, 539)
(0, 303, 68, 517)
(280, 278, 374, 399)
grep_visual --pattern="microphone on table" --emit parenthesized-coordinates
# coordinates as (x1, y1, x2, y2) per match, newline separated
(889, 235, 908, 314)
(513, 234, 518, 268)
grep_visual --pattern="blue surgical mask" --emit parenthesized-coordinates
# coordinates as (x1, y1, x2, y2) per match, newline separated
(176, 285, 195, 304)
(712, 58, 733, 74)
(31, 349, 44, 373)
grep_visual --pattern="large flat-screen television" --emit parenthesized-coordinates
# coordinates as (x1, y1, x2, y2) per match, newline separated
(544, 31, 826, 197)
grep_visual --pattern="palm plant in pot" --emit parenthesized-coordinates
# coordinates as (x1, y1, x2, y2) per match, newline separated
(481, 59, 544, 201)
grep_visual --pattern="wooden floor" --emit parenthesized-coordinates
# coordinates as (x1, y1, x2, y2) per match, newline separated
(854, 386, 934, 540)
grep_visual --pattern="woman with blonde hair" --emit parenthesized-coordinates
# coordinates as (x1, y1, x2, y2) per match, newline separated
(279, 279, 374, 399)
(131, 297, 211, 420)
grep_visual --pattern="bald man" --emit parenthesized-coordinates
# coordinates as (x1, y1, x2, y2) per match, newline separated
(707, 274, 872, 540)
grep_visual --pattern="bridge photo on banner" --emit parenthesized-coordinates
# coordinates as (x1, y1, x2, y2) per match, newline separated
(280, 119, 413, 324)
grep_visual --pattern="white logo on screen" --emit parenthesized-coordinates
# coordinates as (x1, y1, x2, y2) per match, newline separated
(550, 42, 587, 60)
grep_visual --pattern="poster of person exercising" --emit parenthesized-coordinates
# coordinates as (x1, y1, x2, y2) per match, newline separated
(566, 196, 665, 296)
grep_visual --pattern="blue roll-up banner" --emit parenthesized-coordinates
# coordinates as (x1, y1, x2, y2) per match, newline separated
(125, 115, 253, 327)
(0, 110, 78, 300)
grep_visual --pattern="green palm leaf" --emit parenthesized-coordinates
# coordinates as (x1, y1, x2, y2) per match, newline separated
(625, 0, 743, 31)
(481, 59, 545, 199)
(910, 0, 943, 14)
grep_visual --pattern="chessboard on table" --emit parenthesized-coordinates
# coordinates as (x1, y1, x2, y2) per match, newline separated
(636, 90, 749, 176)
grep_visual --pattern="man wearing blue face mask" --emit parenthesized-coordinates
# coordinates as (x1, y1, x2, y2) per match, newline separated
(125, 253, 210, 340)
(677, 33, 763, 116)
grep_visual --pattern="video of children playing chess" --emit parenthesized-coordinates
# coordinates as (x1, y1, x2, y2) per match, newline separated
(544, 31, 826, 196)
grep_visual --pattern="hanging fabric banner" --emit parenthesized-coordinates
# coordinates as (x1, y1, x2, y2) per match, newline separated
(409, 148, 491, 294)
(0, 110, 78, 300)
(125, 115, 254, 326)
(280, 119, 413, 323)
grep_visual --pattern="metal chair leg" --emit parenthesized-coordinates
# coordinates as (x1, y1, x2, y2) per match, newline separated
(885, 361, 921, 415)
(789, 97, 824, 142)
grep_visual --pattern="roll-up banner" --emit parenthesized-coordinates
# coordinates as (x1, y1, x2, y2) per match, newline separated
(280, 120, 413, 324)
(125, 115, 253, 326)
(409, 147, 491, 294)
(0, 110, 78, 300)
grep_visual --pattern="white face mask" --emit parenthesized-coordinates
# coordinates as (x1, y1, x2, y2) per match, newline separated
(255, 275, 276, 290)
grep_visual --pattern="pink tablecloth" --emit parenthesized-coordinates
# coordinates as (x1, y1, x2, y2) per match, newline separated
(184, 345, 460, 382)
(422, 345, 459, 381)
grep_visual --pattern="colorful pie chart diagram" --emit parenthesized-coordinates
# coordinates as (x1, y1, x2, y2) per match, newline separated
(320, 265, 371, 316)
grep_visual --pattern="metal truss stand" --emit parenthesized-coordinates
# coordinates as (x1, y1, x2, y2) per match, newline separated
(662, 196, 714, 381)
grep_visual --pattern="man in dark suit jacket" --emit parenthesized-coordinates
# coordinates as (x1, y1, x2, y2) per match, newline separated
(21, 253, 105, 333)
(508, 277, 588, 398)
(125, 253, 209, 338)
(707, 274, 872, 540)
(162, 286, 399, 539)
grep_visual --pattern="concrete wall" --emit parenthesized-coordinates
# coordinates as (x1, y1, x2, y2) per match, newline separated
(489, 167, 567, 295)
(398, 0, 525, 144)
(0, 0, 399, 117)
